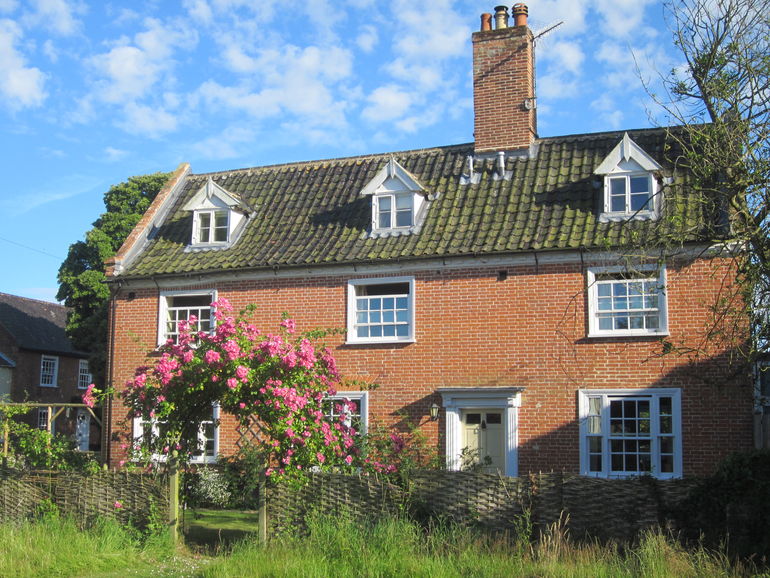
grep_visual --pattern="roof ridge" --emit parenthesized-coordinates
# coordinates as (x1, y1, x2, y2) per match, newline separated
(190, 142, 475, 178)
(0, 292, 64, 308)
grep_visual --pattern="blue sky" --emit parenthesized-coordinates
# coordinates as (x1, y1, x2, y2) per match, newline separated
(0, 0, 680, 303)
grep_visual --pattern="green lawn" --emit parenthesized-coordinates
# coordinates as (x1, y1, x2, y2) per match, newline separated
(183, 508, 259, 552)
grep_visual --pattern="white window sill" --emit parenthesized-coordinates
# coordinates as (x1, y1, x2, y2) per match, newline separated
(346, 337, 415, 346)
(599, 211, 657, 223)
(184, 242, 231, 252)
(39, 384, 59, 388)
(587, 329, 669, 339)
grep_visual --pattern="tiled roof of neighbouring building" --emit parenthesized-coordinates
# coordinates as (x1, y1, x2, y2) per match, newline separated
(0, 293, 85, 356)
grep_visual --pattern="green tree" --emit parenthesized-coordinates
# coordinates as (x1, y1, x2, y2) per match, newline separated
(57, 173, 170, 385)
(648, 0, 770, 359)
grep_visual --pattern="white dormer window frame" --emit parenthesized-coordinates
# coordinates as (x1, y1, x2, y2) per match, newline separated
(374, 191, 414, 230)
(193, 208, 230, 244)
(595, 133, 663, 222)
(360, 158, 431, 236)
(183, 177, 250, 249)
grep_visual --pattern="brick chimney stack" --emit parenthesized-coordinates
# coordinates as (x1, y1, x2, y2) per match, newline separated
(473, 3, 536, 153)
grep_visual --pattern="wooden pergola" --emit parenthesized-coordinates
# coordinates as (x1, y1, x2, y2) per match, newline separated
(0, 402, 102, 457)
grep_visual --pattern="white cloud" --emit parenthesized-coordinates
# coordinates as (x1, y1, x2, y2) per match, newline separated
(0, 19, 47, 110)
(88, 17, 197, 106)
(538, 72, 580, 100)
(362, 85, 412, 123)
(591, 93, 625, 129)
(390, 0, 468, 62)
(594, 0, 658, 40)
(191, 126, 256, 160)
(200, 43, 354, 134)
(0, 0, 18, 14)
(104, 147, 128, 161)
(529, 0, 588, 36)
(356, 24, 377, 53)
(118, 102, 179, 137)
(25, 0, 84, 36)
(183, 0, 213, 24)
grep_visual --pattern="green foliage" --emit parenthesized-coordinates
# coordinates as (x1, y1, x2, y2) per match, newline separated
(654, 0, 770, 361)
(184, 467, 232, 509)
(57, 172, 171, 384)
(676, 450, 770, 559)
(218, 443, 268, 509)
(1, 412, 101, 471)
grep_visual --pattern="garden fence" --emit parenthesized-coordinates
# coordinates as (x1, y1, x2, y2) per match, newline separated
(266, 470, 698, 542)
(0, 467, 168, 529)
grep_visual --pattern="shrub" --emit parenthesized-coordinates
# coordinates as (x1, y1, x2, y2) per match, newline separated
(676, 450, 770, 559)
(185, 467, 232, 509)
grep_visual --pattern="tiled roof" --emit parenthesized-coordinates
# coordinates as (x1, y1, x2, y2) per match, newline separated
(120, 127, 712, 279)
(0, 293, 86, 356)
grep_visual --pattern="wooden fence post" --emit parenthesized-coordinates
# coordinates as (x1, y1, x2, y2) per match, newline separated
(258, 469, 267, 543)
(168, 453, 180, 543)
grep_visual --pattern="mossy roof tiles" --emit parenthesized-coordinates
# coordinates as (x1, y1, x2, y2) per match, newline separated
(121, 127, 711, 279)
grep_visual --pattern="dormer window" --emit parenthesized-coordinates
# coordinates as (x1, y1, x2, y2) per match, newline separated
(196, 209, 229, 244)
(595, 133, 662, 222)
(606, 173, 653, 214)
(360, 158, 432, 237)
(183, 177, 251, 250)
(376, 192, 413, 229)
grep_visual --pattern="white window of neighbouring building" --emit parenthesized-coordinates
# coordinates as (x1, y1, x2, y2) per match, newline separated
(158, 290, 216, 345)
(579, 389, 682, 479)
(40, 355, 58, 387)
(587, 266, 668, 337)
(347, 277, 414, 344)
(78, 359, 92, 389)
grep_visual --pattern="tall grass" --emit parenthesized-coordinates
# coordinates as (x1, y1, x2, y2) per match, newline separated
(0, 515, 184, 577)
(0, 512, 762, 577)
(201, 513, 760, 578)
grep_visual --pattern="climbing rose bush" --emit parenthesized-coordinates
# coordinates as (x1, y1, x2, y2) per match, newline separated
(118, 299, 367, 484)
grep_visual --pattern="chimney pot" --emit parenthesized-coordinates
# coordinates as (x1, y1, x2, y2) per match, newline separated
(494, 5, 509, 29)
(512, 3, 528, 27)
(480, 13, 492, 32)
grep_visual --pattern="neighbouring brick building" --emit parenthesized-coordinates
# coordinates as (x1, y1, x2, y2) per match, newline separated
(0, 292, 100, 451)
(103, 4, 755, 477)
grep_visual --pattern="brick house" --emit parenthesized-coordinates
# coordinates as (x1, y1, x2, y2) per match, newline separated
(103, 4, 754, 477)
(0, 292, 99, 451)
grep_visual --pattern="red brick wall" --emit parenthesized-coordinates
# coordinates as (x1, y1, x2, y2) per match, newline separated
(106, 256, 753, 476)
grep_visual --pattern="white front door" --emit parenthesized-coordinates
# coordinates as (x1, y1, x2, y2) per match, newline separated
(462, 409, 504, 474)
(75, 409, 90, 451)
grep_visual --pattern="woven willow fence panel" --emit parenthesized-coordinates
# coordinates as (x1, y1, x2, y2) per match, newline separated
(267, 473, 404, 537)
(267, 471, 698, 542)
(0, 469, 168, 528)
(53, 471, 169, 527)
(407, 470, 529, 530)
(0, 468, 48, 522)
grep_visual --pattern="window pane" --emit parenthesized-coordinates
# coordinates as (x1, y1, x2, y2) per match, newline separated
(610, 178, 626, 211)
(396, 210, 412, 227)
(630, 176, 650, 194)
(378, 197, 392, 229)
